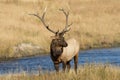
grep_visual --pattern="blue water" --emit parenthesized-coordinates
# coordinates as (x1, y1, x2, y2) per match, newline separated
(0, 48, 120, 74)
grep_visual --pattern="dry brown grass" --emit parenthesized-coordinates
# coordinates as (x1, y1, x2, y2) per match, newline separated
(0, 0, 120, 57)
(0, 64, 120, 80)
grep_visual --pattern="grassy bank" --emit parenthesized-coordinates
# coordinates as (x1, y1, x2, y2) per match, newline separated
(0, 64, 120, 80)
(0, 0, 120, 58)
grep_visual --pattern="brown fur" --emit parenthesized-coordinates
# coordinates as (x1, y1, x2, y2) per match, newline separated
(50, 36, 79, 73)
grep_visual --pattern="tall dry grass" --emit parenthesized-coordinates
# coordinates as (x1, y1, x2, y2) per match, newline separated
(0, 0, 120, 57)
(0, 64, 120, 80)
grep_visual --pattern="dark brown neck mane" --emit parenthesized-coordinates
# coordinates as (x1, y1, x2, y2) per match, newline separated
(50, 38, 67, 61)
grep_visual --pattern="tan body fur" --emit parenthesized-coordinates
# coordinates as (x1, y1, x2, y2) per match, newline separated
(59, 38, 79, 62)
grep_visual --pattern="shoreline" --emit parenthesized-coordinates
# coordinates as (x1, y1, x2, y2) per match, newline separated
(0, 64, 120, 80)
(0, 44, 120, 63)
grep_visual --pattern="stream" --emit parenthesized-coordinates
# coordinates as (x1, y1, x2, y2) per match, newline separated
(0, 47, 120, 74)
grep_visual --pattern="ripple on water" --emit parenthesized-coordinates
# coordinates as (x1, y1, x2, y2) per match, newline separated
(0, 48, 120, 74)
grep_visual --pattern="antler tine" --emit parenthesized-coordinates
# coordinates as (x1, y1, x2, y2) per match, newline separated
(29, 8, 56, 34)
(59, 8, 72, 34)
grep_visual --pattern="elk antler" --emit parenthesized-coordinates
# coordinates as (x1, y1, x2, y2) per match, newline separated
(59, 8, 72, 34)
(29, 8, 56, 34)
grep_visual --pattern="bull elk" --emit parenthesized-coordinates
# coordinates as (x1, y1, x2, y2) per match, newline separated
(30, 8, 79, 73)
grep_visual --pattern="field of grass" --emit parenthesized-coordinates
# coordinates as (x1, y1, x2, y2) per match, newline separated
(0, 0, 120, 58)
(0, 64, 120, 80)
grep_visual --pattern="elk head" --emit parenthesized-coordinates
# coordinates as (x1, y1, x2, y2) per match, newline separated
(30, 8, 72, 60)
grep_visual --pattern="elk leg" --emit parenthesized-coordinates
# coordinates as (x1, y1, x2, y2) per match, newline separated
(54, 63, 59, 72)
(74, 53, 78, 74)
(62, 62, 67, 72)
(67, 61, 71, 72)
